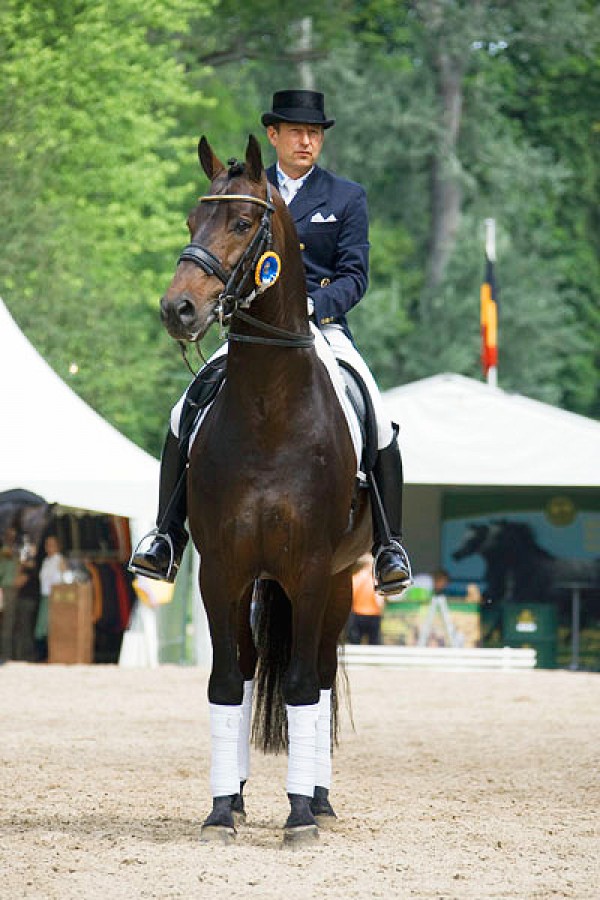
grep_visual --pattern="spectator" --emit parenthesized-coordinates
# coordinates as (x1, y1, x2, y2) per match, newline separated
(0, 526, 20, 661)
(347, 554, 385, 645)
(34, 535, 66, 662)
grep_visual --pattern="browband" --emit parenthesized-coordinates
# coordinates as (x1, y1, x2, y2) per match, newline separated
(199, 193, 274, 211)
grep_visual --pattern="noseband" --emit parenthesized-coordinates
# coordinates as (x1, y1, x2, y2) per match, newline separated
(176, 181, 314, 349)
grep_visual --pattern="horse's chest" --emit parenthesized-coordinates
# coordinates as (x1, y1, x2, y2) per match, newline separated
(190, 423, 342, 541)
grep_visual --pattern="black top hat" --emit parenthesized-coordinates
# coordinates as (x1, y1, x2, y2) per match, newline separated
(261, 90, 335, 129)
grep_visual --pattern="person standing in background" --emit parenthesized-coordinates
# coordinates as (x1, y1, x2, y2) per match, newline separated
(347, 554, 385, 645)
(34, 535, 66, 662)
(0, 527, 20, 662)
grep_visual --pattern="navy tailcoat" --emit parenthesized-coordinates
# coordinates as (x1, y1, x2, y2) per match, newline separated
(266, 164, 369, 335)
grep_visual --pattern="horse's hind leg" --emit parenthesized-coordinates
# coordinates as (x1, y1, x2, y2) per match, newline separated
(312, 566, 353, 827)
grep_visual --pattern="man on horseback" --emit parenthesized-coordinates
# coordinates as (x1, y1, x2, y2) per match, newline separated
(130, 89, 412, 595)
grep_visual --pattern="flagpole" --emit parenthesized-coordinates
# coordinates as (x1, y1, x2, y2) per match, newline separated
(484, 218, 498, 388)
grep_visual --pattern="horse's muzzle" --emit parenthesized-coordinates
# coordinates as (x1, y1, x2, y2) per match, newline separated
(160, 293, 211, 341)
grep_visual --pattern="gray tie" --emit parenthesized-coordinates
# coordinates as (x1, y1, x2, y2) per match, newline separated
(279, 179, 292, 205)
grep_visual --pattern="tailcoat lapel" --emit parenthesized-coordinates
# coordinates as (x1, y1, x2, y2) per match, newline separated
(288, 168, 327, 224)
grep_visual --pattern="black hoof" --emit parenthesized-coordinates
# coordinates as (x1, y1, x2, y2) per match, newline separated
(200, 824, 236, 844)
(282, 823, 319, 846)
(283, 793, 319, 845)
(310, 785, 337, 828)
(200, 794, 236, 842)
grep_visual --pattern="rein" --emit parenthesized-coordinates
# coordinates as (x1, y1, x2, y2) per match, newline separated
(230, 309, 314, 348)
(177, 183, 314, 350)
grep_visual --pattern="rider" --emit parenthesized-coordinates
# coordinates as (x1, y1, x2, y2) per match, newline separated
(130, 89, 412, 594)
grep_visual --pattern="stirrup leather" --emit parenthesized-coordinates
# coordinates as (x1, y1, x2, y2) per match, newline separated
(128, 528, 178, 582)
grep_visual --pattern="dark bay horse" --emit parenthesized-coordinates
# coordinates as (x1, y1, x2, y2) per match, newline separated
(159, 135, 370, 844)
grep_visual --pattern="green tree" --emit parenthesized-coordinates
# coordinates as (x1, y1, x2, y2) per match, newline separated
(310, 2, 599, 410)
(0, 0, 212, 454)
(1, 0, 598, 462)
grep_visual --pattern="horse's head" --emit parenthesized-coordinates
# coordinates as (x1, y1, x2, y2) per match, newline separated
(452, 523, 490, 561)
(160, 135, 275, 341)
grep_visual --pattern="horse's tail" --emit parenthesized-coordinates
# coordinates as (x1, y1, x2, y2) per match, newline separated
(251, 579, 291, 754)
(251, 578, 345, 755)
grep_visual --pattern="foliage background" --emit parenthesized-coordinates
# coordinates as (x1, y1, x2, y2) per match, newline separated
(1, 0, 598, 457)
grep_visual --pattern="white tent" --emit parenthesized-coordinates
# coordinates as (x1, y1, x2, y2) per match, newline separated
(0, 297, 158, 522)
(383, 373, 600, 572)
(384, 372, 600, 487)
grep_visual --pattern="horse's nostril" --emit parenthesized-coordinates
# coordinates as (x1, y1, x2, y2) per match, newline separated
(160, 294, 196, 326)
(176, 297, 196, 324)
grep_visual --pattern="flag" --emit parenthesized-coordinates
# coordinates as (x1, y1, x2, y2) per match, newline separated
(480, 220, 498, 377)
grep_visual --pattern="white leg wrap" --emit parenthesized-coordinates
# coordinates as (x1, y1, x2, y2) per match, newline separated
(237, 679, 254, 783)
(209, 703, 241, 797)
(286, 703, 319, 797)
(315, 689, 332, 790)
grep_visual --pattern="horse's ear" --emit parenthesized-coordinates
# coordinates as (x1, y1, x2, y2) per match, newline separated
(198, 136, 225, 181)
(245, 134, 263, 183)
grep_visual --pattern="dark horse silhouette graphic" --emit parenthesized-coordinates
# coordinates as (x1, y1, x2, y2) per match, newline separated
(453, 519, 600, 605)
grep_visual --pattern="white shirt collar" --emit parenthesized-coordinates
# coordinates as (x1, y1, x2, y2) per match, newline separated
(276, 163, 314, 204)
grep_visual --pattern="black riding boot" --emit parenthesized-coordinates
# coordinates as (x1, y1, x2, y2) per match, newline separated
(129, 357, 227, 583)
(129, 430, 189, 582)
(370, 429, 412, 595)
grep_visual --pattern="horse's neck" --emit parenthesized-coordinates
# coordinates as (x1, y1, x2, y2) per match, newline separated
(245, 276, 308, 333)
(226, 207, 315, 402)
(229, 221, 311, 347)
(227, 285, 315, 410)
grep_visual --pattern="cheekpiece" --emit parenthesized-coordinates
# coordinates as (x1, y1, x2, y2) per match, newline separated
(255, 251, 281, 290)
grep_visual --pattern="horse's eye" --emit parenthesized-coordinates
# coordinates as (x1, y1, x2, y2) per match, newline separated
(234, 218, 252, 234)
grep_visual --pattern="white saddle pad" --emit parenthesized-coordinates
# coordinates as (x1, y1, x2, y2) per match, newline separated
(171, 323, 363, 474)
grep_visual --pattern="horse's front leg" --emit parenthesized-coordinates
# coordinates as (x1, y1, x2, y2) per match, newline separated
(281, 566, 332, 845)
(312, 566, 353, 827)
(199, 563, 247, 844)
(231, 584, 257, 824)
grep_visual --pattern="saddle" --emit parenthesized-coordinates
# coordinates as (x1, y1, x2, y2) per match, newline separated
(178, 356, 228, 449)
(336, 360, 378, 476)
(177, 354, 378, 477)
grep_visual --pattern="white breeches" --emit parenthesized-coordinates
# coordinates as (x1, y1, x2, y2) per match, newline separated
(320, 324, 393, 449)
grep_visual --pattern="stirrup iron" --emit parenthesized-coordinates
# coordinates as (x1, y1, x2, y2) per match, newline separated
(128, 528, 177, 581)
(373, 539, 413, 595)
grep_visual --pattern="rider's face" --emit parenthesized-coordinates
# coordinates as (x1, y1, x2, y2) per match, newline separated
(267, 123, 325, 179)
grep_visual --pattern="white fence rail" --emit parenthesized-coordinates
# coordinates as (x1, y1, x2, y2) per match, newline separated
(341, 644, 536, 671)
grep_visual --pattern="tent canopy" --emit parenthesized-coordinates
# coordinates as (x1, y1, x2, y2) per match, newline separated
(383, 373, 600, 487)
(0, 298, 158, 521)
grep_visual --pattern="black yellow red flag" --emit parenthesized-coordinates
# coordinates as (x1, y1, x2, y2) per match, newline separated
(480, 219, 498, 378)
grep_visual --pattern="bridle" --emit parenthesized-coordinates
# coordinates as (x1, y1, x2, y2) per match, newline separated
(177, 180, 314, 349)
